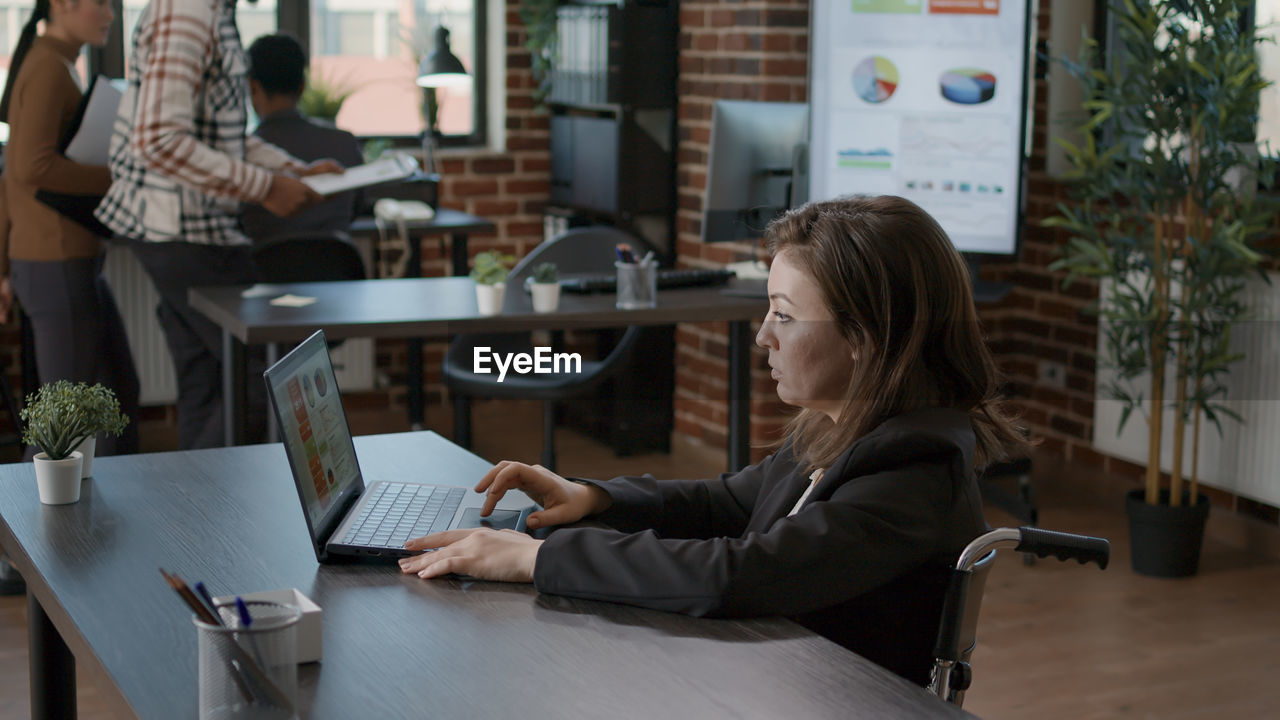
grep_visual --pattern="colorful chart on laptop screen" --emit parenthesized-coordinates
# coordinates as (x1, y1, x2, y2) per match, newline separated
(853, 56, 899, 103)
(939, 68, 997, 104)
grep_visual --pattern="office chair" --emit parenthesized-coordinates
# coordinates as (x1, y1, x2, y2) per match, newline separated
(928, 526, 1110, 707)
(442, 226, 653, 472)
(251, 231, 368, 284)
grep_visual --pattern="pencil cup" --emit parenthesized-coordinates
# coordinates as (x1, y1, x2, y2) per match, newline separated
(194, 599, 301, 720)
(615, 260, 657, 310)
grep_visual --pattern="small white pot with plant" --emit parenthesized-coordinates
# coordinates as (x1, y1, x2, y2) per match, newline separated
(21, 381, 129, 505)
(471, 251, 514, 316)
(529, 262, 560, 313)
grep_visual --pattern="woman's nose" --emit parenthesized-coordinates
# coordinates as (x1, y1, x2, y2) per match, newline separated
(755, 320, 775, 350)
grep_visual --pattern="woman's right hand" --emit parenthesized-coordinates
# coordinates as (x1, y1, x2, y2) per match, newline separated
(475, 461, 611, 531)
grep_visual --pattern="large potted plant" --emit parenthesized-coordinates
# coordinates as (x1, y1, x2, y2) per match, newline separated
(21, 381, 129, 505)
(1048, 0, 1276, 576)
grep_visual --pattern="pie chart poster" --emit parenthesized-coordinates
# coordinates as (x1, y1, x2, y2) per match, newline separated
(809, 0, 1033, 256)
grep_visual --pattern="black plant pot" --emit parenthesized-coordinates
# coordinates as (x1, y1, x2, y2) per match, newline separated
(1125, 489, 1211, 578)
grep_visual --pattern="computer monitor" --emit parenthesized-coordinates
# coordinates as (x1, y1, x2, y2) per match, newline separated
(702, 100, 809, 243)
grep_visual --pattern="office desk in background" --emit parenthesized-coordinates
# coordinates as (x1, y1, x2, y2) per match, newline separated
(0, 432, 973, 719)
(348, 208, 496, 429)
(189, 277, 768, 472)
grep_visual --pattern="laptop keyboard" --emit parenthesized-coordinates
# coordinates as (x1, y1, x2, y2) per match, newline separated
(341, 483, 465, 549)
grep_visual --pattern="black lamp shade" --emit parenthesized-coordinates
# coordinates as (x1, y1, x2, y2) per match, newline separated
(416, 26, 470, 88)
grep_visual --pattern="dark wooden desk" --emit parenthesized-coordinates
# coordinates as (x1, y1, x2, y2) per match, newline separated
(0, 433, 973, 719)
(189, 277, 768, 471)
(348, 208, 496, 427)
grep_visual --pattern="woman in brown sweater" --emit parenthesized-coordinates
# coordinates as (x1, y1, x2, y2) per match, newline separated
(0, 0, 139, 454)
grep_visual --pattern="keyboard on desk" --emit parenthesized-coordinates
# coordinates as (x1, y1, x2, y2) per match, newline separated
(341, 482, 464, 549)
(559, 267, 736, 294)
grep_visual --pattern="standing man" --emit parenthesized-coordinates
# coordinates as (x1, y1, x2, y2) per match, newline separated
(241, 33, 364, 243)
(96, 0, 342, 449)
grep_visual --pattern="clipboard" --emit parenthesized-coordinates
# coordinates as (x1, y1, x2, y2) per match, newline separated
(34, 75, 123, 237)
(62, 75, 122, 165)
(302, 154, 418, 196)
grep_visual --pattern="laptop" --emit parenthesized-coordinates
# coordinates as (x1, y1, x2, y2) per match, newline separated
(265, 330, 532, 563)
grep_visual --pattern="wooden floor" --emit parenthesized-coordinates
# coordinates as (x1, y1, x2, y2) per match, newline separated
(2, 400, 1278, 718)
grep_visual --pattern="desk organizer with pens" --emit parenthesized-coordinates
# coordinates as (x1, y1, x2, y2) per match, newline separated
(615, 259, 657, 309)
(194, 598, 300, 719)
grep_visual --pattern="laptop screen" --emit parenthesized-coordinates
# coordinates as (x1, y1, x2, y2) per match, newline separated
(264, 331, 364, 540)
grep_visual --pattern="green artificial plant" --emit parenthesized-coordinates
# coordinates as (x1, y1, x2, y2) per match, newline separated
(299, 69, 354, 122)
(531, 262, 559, 284)
(21, 381, 129, 461)
(471, 251, 516, 286)
(518, 0, 559, 105)
(1047, 0, 1277, 508)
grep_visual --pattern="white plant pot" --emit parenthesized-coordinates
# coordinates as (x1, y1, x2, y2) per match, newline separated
(476, 282, 505, 316)
(75, 435, 96, 478)
(34, 452, 84, 505)
(530, 282, 561, 313)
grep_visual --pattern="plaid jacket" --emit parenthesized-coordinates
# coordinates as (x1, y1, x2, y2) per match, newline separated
(96, 0, 304, 245)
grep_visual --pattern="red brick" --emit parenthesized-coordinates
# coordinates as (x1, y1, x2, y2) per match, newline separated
(709, 9, 735, 27)
(504, 178, 549, 195)
(520, 156, 551, 173)
(762, 33, 792, 53)
(471, 157, 516, 174)
(763, 58, 807, 78)
(472, 200, 519, 217)
(680, 8, 707, 27)
(448, 178, 500, 197)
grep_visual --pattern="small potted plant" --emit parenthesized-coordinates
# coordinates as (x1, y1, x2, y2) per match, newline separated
(470, 251, 515, 316)
(21, 381, 129, 505)
(529, 262, 560, 313)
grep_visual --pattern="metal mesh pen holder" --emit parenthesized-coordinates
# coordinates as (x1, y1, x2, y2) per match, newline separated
(194, 599, 301, 719)
(615, 260, 657, 309)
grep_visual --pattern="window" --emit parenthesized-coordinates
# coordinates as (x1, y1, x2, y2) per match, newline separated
(1254, 1, 1280, 149)
(111, 0, 486, 145)
(308, 0, 484, 144)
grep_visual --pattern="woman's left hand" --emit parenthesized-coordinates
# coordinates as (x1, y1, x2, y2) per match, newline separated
(399, 529, 543, 583)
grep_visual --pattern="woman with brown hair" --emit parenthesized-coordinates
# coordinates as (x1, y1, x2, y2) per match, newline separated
(0, 0, 139, 454)
(399, 195, 1029, 684)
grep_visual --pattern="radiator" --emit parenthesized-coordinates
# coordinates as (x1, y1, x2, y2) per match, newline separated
(102, 245, 375, 408)
(1093, 272, 1280, 507)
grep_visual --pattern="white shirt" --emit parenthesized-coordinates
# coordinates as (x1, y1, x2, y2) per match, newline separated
(788, 468, 825, 517)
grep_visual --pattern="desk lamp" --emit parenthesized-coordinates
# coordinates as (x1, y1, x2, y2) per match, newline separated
(415, 25, 471, 174)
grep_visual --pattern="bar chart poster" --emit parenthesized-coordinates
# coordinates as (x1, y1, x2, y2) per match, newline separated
(810, 0, 1032, 255)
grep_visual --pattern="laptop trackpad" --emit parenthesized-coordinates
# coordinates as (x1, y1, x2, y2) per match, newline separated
(458, 507, 522, 531)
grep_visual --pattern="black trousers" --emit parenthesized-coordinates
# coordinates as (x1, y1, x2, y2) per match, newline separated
(11, 253, 141, 455)
(129, 241, 266, 449)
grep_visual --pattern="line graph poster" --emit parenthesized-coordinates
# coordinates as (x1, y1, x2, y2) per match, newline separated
(810, 0, 1032, 255)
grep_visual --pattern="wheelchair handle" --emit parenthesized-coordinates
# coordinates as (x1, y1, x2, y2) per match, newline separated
(955, 527, 1110, 572)
(1014, 527, 1110, 569)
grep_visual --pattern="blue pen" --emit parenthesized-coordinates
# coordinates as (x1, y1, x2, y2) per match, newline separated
(194, 582, 221, 624)
(235, 596, 253, 628)
(234, 596, 269, 670)
(615, 243, 636, 264)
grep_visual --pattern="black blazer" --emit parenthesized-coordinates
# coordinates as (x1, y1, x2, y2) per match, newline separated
(534, 407, 986, 684)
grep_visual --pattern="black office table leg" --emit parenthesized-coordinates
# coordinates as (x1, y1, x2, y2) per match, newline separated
(222, 330, 247, 447)
(407, 231, 471, 430)
(29, 594, 75, 720)
(727, 320, 751, 473)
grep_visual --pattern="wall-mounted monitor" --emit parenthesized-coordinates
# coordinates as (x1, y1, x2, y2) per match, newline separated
(807, 0, 1034, 258)
(702, 100, 809, 243)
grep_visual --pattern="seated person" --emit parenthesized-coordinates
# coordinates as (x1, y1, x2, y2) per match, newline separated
(240, 33, 363, 243)
(398, 195, 1030, 685)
